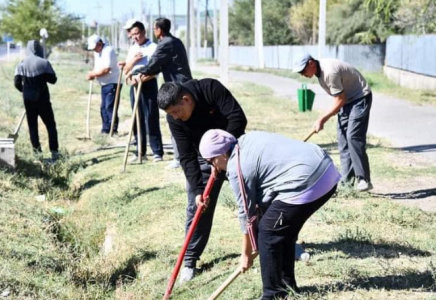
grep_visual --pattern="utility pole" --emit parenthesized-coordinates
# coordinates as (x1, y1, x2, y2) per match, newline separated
(318, 0, 326, 59)
(255, 0, 264, 69)
(196, 0, 201, 53)
(111, 0, 114, 45)
(190, 0, 196, 69)
(220, 0, 228, 84)
(172, 0, 176, 28)
(158, 0, 161, 17)
(187, 0, 191, 58)
(205, 0, 209, 40)
(148, 6, 152, 42)
(213, 0, 218, 60)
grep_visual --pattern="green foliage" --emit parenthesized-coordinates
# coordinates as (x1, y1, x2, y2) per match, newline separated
(327, 0, 374, 44)
(0, 0, 82, 45)
(393, 0, 436, 34)
(229, 0, 296, 46)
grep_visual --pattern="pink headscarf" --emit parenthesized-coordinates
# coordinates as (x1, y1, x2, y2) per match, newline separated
(199, 129, 237, 159)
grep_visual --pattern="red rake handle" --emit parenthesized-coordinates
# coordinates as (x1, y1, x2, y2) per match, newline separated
(163, 168, 217, 300)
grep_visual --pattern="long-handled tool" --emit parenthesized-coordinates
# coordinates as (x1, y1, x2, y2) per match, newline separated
(135, 86, 143, 164)
(109, 66, 124, 137)
(163, 168, 218, 300)
(7, 110, 26, 142)
(121, 80, 143, 172)
(207, 252, 259, 300)
(304, 130, 316, 142)
(86, 80, 93, 139)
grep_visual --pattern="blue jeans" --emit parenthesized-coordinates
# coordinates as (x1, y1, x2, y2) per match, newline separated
(129, 78, 163, 157)
(101, 83, 120, 133)
(258, 185, 337, 300)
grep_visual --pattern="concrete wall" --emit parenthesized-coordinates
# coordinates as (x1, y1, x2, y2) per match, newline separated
(384, 66, 436, 91)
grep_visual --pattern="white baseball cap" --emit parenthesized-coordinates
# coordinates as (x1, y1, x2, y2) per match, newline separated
(123, 18, 141, 30)
(87, 34, 102, 50)
(292, 53, 314, 73)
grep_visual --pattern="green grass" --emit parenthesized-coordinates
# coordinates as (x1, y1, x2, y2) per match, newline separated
(231, 66, 436, 107)
(0, 51, 435, 299)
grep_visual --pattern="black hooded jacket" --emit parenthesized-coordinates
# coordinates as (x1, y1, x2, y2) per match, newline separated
(168, 79, 247, 195)
(14, 40, 57, 102)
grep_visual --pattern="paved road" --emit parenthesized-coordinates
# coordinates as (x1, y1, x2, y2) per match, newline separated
(197, 65, 436, 166)
(0, 45, 22, 62)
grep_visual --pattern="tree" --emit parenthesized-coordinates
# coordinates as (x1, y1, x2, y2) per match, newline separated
(229, 0, 296, 46)
(393, 0, 436, 34)
(289, 0, 341, 44)
(327, 0, 375, 44)
(0, 0, 82, 46)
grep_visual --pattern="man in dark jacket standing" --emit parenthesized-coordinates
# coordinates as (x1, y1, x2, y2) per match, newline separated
(157, 78, 247, 282)
(131, 17, 192, 169)
(131, 17, 192, 83)
(14, 40, 59, 160)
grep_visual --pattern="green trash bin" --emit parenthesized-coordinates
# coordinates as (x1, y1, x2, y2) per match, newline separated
(297, 84, 316, 112)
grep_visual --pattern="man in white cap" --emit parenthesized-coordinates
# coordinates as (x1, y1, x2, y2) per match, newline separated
(121, 21, 164, 163)
(293, 54, 373, 192)
(86, 34, 121, 134)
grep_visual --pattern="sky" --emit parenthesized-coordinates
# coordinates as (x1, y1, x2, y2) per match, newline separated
(59, 0, 214, 25)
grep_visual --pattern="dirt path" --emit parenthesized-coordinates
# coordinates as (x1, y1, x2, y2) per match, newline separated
(197, 65, 436, 213)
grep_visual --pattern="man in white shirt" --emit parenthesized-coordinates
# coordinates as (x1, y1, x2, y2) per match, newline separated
(86, 34, 121, 134)
(123, 21, 164, 162)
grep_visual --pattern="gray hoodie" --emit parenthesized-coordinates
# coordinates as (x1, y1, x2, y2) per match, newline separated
(14, 40, 57, 102)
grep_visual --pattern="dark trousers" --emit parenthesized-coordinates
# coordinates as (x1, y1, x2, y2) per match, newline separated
(259, 185, 337, 300)
(100, 83, 120, 134)
(184, 161, 227, 268)
(129, 79, 163, 157)
(24, 99, 59, 153)
(337, 93, 372, 183)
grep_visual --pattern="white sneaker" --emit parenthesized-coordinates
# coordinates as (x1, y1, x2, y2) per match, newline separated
(356, 179, 373, 192)
(166, 159, 181, 169)
(295, 243, 310, 262)
(179, 267, 195, 283)
(128, 154, 147, 164)
(153, 154, 163, 162)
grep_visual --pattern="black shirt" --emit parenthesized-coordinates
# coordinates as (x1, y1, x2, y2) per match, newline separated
(168, 79, 247, 195)
(133, 33, 192, 83)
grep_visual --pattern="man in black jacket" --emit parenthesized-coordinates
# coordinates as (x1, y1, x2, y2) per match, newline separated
(14, 40, 59, 160)
(157, 79, 247, 282)
(131, 17, 192, 83)
(130, 17, 192, 169)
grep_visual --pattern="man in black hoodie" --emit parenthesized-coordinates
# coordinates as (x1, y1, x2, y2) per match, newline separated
(157, 78, 247, 282)
(14, 40, 59, 160)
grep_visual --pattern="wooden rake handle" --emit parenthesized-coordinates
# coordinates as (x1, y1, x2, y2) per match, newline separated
(207, 253, 259, 300)
(109, 66, 124, 136)
(122, 80, 143, 172)
(303, 130, 316, 142)
(86, 80, 93, 139)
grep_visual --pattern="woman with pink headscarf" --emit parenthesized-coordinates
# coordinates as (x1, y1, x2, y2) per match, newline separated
(199, 129, 340, 300)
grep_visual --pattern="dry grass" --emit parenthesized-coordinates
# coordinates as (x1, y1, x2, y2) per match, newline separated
(0, 51, 435, 300)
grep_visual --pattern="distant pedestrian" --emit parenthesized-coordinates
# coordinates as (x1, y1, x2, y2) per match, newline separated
(14, 40, 59, 161)
(86, 34, 121, 135)
(293, 54, 373, 191)
(199, 130, 340, 300)
(130, 17, 193, 169)
(122, 20, 164, 163)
